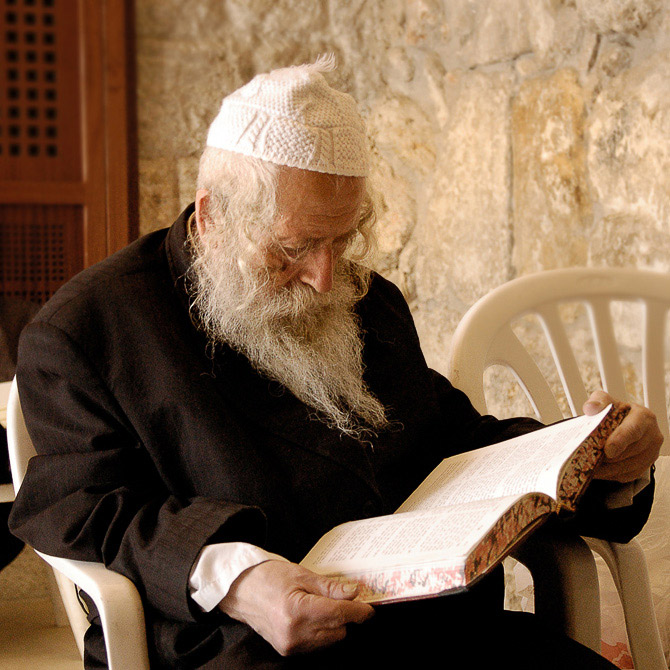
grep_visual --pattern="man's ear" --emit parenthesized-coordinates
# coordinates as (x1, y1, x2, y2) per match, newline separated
(195, 189, 210, 237)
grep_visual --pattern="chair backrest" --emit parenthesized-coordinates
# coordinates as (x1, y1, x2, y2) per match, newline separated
(448, 267, 670, 456)
(0, 380, 11, 424)
(6, 377, 151, 669)
(0, 380, 14, 503)
(6, 378, 92, 654)
(6, 378, 37, 491)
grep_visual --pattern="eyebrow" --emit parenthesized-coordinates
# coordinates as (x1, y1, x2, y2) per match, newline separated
(276, 228, 357, 247)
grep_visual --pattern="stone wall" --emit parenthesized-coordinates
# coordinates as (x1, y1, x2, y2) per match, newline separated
(135, 0, 670, 419)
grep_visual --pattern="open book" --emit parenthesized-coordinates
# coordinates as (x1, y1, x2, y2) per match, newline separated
(301, 403, 629, 604)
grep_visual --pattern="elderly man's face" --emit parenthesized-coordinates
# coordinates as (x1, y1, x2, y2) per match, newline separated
(265, 168, 365, 293)
(191, 166, 387, 435)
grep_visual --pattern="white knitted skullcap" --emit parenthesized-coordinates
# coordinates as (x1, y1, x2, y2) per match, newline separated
(206, 56, 369, 177)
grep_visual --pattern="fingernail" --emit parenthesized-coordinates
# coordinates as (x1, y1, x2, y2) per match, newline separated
(342, 583, 358, 596)
(584, 402, 603, 415)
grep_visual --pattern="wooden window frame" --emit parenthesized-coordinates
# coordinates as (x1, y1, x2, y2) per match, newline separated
(0, 0, 137, 277)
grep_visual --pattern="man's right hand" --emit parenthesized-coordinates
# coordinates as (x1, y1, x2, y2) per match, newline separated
(218, 560, 375, 656)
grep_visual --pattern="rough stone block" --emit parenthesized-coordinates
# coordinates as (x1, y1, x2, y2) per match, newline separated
(512, 69, 590, 274)
(405, 0, 534, 68)
(367, 95, 436, 279)
(589, 213, 670, 273)
(135, 0, 228, 40)
(138, 158, 181, 235)
(575, 0, 662, 35)
(588, 51, 670, 230)
(177, 158, 201, 212)
(136, 39, 231, 159)
(415, 70, 515, 312)
(410, 70, 515, 369)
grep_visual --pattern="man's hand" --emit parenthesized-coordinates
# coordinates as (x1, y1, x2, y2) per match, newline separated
(218, 560, 374, 656)
(584, 390, 662, 483)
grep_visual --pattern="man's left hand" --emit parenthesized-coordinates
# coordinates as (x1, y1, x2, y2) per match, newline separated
(584, 390, 662, 483)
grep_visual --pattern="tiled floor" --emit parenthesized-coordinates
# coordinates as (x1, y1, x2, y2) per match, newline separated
(0, 548, 81, 669)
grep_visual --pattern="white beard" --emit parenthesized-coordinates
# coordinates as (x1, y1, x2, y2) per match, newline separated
(187, 220, 388, 438)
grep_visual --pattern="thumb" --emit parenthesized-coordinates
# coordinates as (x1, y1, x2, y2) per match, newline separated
(310, 573, 360, 601)
(583, 390, 614, 415)
(304, 572, 376, 624)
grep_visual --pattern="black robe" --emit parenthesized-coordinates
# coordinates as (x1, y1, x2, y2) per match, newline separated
(9, 206, 653, 668)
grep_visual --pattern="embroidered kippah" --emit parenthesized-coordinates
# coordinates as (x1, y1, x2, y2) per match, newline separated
(206, 55, 369, 177)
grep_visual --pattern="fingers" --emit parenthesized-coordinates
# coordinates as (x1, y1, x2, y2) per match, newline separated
(583, 389, 615, 415)
(604, 404, 661, 459)
(267, 577, 374, 656)
(298, 572, 375, 625)
(595, 454, 652, 482)
(583, 391, 663, 482)
(595, 434, 661, 482)
(308, 571, 360, 601)
(292, 586, 374, 627)
(218, 560, 374, 657)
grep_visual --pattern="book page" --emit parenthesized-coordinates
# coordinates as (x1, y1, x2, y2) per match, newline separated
(397, 406, 611, 512)
(301, 494, 528, 576)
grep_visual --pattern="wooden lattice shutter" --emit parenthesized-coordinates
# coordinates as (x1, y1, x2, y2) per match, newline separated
(0, 0, 137, 304)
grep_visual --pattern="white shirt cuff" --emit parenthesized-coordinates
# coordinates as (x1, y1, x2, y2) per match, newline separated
(189, 542, 289, 612)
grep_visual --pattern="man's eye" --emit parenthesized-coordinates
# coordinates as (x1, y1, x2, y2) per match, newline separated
(282, 245, 309, 261)
(334, 231, 357, 250)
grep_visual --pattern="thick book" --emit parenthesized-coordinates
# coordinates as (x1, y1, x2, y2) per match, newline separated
(300, 403, 629, 604)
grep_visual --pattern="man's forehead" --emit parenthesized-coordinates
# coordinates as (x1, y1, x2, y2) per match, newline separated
(276, 167, 365, 209)
(272, 167, 365, 242)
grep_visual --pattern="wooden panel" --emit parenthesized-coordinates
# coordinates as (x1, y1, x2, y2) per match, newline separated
(0, 0, 136, 306)
(80, 0, 106, 266)
(0, 203, 84, 303)
(0, 0, 82, 182)
(0, 180, 84, 203)
(78, 0, 138, 263)
(103, 0, 138, 253)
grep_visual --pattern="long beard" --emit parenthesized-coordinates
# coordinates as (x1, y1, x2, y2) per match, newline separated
(187, 221, 388, 438)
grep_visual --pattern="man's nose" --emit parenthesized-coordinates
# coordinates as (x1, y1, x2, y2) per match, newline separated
(298, 244, 334, 293)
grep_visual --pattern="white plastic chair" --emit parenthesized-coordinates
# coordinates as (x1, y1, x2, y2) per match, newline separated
(6, 378, 151, 670)
(0, 380, 14, 503)
(448, 266, 667, 670)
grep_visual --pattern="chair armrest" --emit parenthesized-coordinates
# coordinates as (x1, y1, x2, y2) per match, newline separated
(585, 538, 666, 670)
(36, 551, 150, 670)
(511, 526, 601, 652)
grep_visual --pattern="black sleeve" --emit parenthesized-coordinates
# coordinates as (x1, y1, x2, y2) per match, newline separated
(9, 321, 266, 623)
(561, 469, 655, 543)
(427, 368, 543, 451)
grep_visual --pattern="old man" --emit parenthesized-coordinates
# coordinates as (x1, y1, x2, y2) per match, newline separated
(10, 58, 660, 669)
